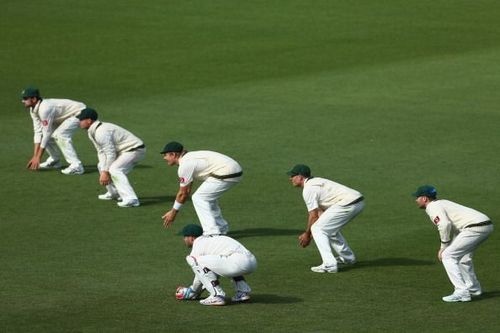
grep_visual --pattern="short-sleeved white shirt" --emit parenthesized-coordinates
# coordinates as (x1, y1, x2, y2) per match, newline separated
(178, 151, 242, 187)
(302, 177, 362, 212)
(425, 199, 490, 244)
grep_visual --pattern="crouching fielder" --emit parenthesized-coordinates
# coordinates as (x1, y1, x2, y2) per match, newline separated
(413, 185, 494, 302)
(288, 164, 364, 273)
(175, 224, 257, 306)
(78, 108, 146, 208)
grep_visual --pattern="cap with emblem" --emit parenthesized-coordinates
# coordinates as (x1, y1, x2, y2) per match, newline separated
(287, 164, 311, 178)
(76, 108, 98, 121)
(178, 224, 203, 237)
(160, 141, 184, 154)
(412, 185, 437, 198)
(21, 87, 41, 99)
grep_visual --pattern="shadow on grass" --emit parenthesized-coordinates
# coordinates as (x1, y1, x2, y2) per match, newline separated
(228, 228, 303, 239)
(139, 195, 177, 206)
(247, 294, 302, 304)
(341, 258, 434, 271)
(474, 290, 500, 301)
(82, 165, 99, 174)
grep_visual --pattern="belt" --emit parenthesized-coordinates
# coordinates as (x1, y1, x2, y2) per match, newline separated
(465, 221, 492, 228)
(347, 196, 364, 206)
(127, 144, 146, 152)
(210, 171, 243, 180)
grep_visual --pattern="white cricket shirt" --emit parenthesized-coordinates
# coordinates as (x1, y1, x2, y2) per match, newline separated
(302, 177, 362, 212)
(30, 99, 86, 148)
(425, 199, 490, 245)
(190, 235, 253, 257)
(87, 121, 144, 171)
(178, 151, 242, 186)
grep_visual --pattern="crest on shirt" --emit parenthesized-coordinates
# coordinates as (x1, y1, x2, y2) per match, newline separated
(42, 120, 48, 126)
(179, 177, 187, 183)
(433, 216, 440, 225)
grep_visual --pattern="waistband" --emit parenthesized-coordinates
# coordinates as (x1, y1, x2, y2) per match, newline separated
(465, 221, 492, 228)
(210, 171, 243, 180)
(127, 144, 146, 152)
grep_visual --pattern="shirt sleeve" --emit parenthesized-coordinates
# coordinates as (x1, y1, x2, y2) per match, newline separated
(38, 104, 57, 149)
(426, 203, 453, 248)
(94, 127, 117, 171)
(30, 111, 43, 144)
(302, 187, 320, 212)
(178, 159, 196, 187)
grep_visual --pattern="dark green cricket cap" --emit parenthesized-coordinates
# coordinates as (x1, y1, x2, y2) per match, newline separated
(160, 141, 184, 154)
(21, 87, 40, 99)
(178, 224, 203, 237)
(412, 185, 437, 198)
(287, 164, 311, 177)
(76, 108, 98, 121)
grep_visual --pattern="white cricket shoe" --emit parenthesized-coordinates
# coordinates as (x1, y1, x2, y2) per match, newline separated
(98, 192, 122, 201)
(61, 164, 84, 175)
(231, 292, 251, 303)
(311, 264, 338, 273)
(469, 290, 482, 297)
(338, 258, 357, 266)
(39, 159, 62, 169)
(117, 199, 140, 208)
(442, 292, 471, 303)
(199, 295, 226, 306)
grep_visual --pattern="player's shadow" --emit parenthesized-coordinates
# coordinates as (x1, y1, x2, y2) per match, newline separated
(228, 228, 303, 239)
(139, 195, 177, 206)
(82, 165, 99, 174)
(472, 290, 500, 301)
(341, 257, 434, 271)
(237, 294, 302, 305)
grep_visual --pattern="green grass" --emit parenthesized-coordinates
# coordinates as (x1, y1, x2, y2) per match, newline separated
(1, 0, 500, 332)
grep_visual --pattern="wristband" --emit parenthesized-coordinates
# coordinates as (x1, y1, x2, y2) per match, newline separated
(173, 201, 183, 211)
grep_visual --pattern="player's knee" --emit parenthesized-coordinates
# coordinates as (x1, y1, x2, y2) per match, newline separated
(186, 255, 198, 267)
(441, 249, 459, 261)
(311, 223, 321, 234)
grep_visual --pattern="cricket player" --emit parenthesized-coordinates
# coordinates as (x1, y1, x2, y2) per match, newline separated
(413, 185, 494, 302)
(175, 224, 257, 306)
(21, 87, 86, 175)
(288, 164, 364, 273)
(78, 108, 146, 208)
(161, 141, 243, 235)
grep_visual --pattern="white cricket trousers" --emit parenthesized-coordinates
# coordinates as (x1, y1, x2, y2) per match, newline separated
(99, 148, 145, 202)
(441, 224, 493, 294)
(311, 201, 365, 267)
(45, 117, 82, 167)
(186, 251, 257, 297)
(192, 177, 240, 235)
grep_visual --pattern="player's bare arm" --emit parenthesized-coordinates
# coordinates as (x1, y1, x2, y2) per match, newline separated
(162, 184, 192, 228)
(299, 209, 320, 248)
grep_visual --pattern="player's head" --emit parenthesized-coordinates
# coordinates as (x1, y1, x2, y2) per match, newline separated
(77, 108, 98, 129)
(160, 141, 185, 166)
(21, 86, 41, 108)
(412, 185, 437, 208)
(179, 224, 203, 247)
(287, 164, 311, 187)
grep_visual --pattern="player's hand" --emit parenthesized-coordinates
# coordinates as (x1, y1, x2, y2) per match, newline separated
(162, 209, 177, 228)
(27, 157, 40, 170)
(298, 232, 311, 248)
(99, 171, 111, 185)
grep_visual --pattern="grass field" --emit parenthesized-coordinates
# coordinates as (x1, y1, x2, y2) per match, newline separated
(1, 0, 500, 332)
